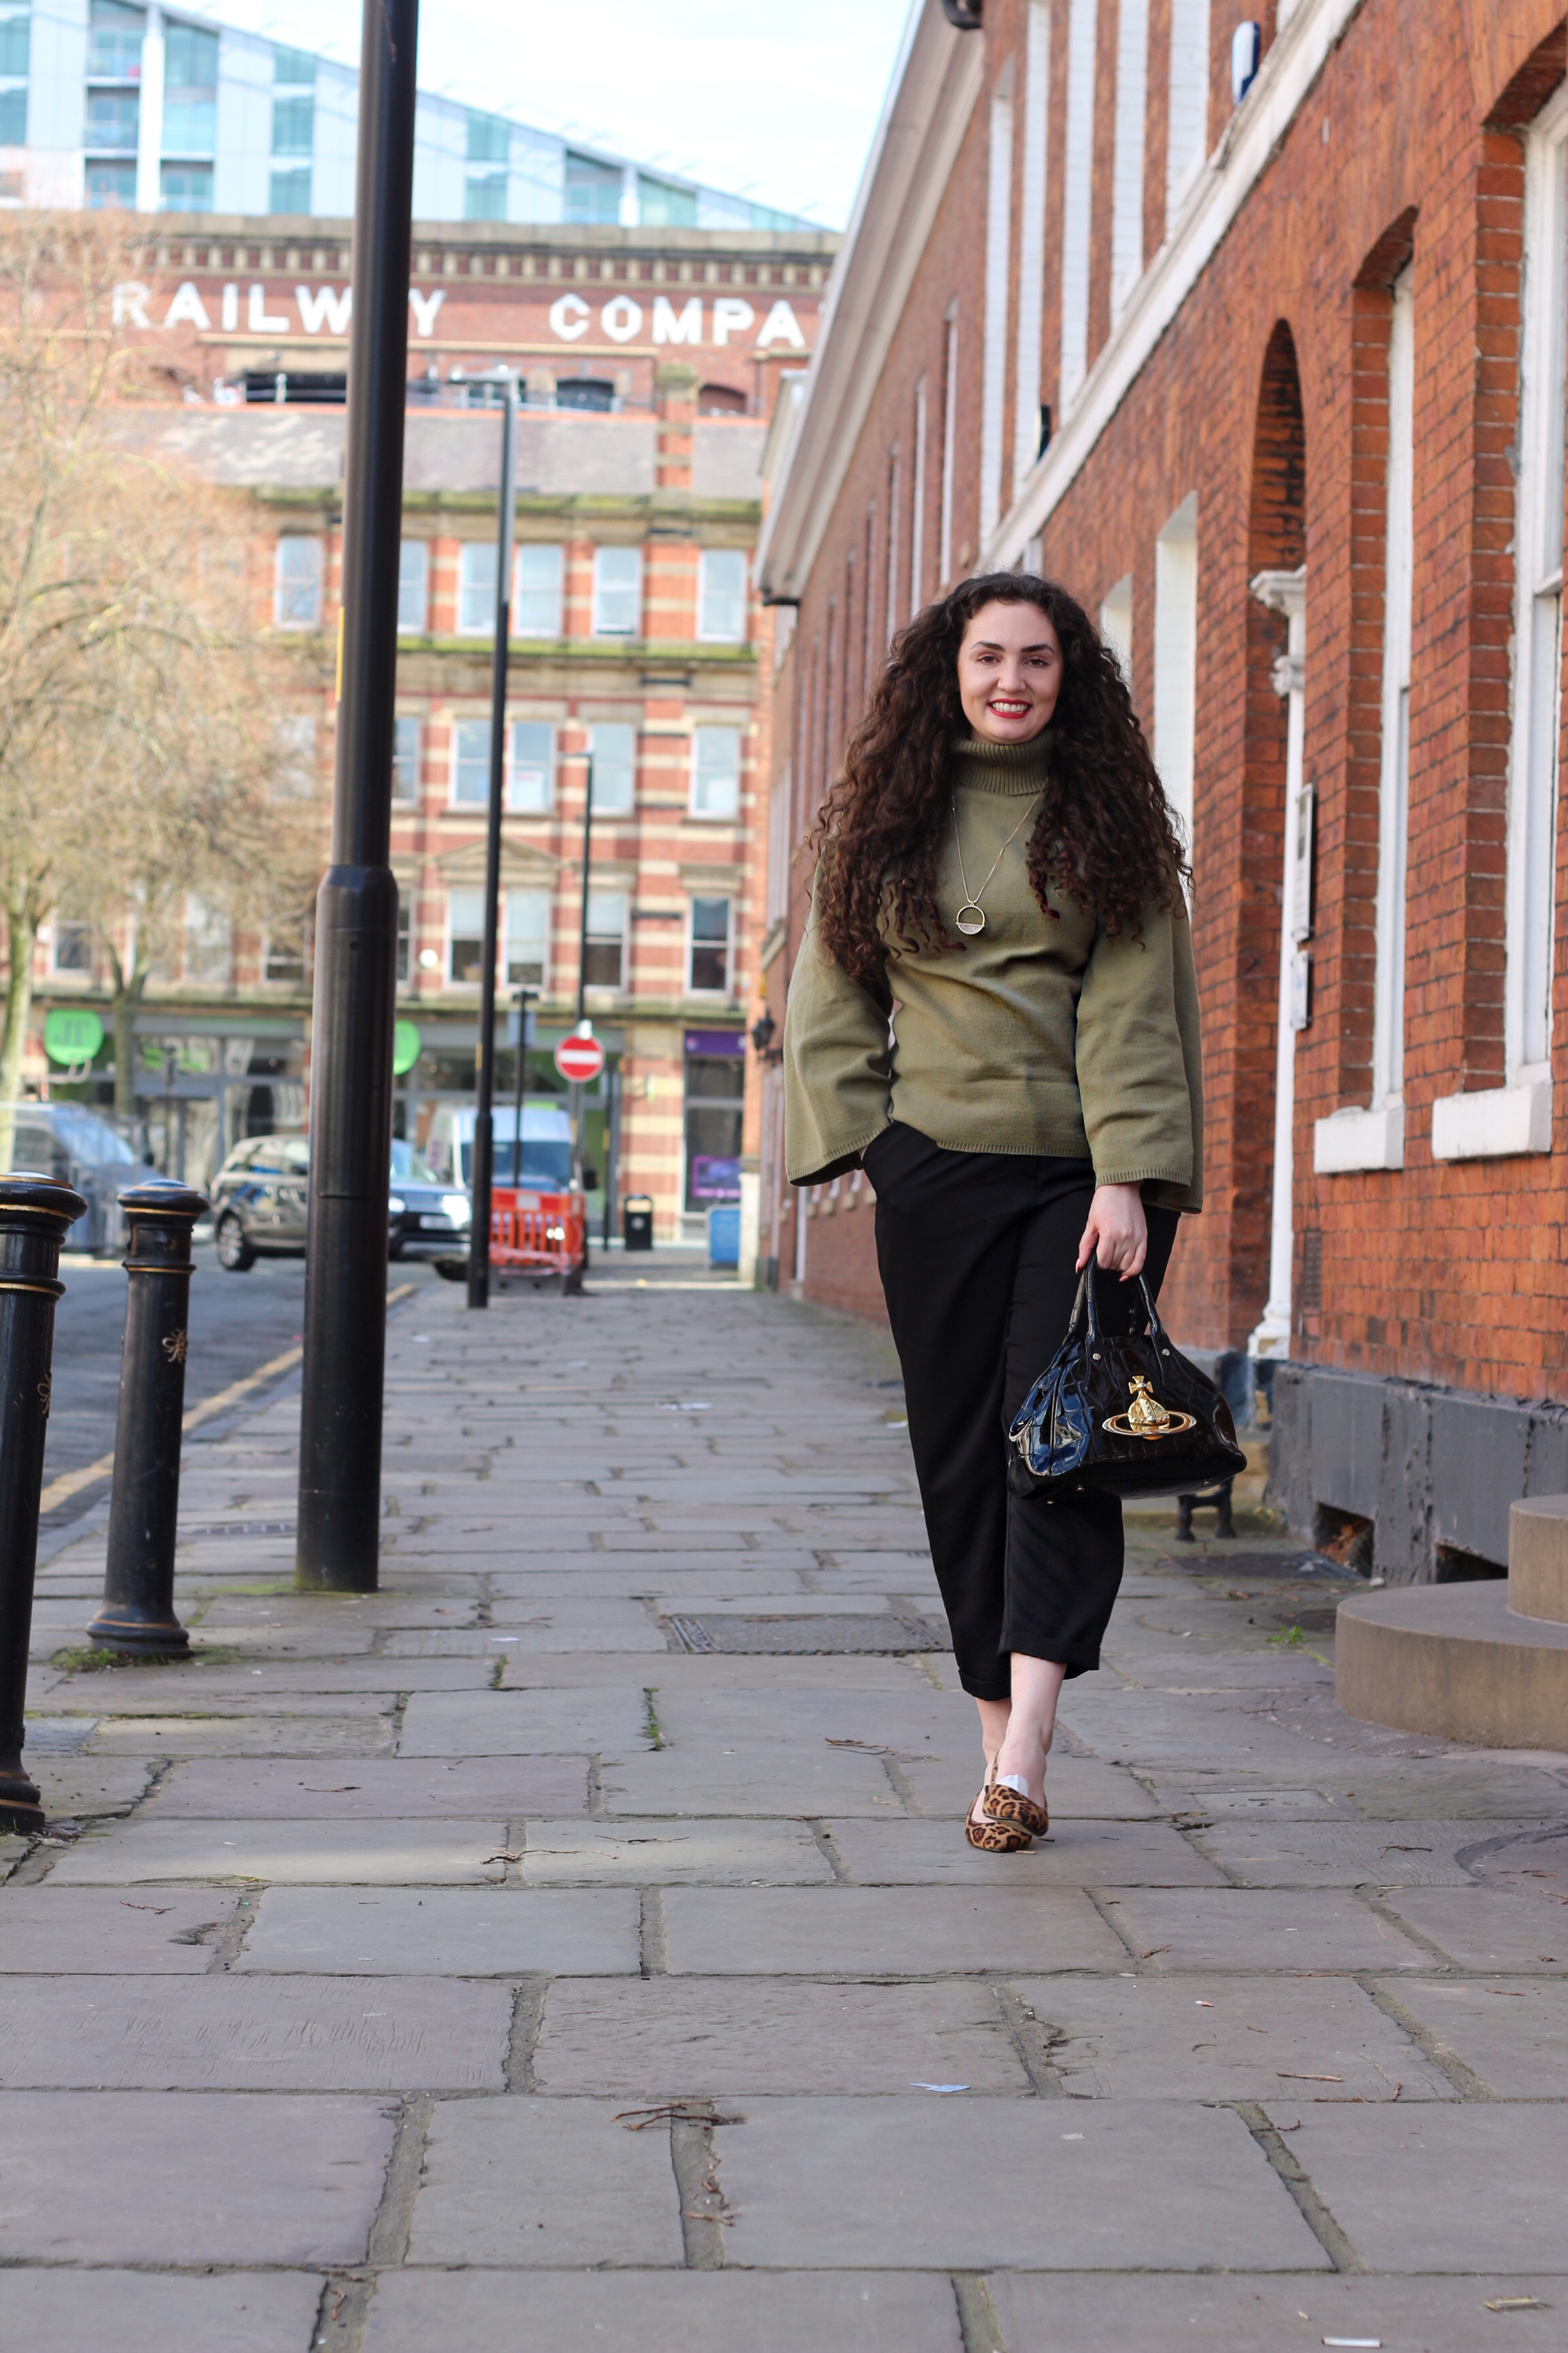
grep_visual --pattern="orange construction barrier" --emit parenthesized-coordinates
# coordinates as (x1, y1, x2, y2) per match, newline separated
(488, 1182, 587, 1282)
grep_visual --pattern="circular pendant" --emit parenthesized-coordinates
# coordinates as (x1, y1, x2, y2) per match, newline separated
(955, 904, 986, 937)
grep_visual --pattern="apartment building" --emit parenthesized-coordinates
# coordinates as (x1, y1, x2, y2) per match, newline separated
(755, 0, 1568, 1581)
(0, 0, 817, 233)
(27, 213, 836, 1237)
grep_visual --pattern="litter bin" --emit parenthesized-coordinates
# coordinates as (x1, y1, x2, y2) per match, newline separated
(708, 1204, 740, 1269)
(623, 1195, 655, 1252)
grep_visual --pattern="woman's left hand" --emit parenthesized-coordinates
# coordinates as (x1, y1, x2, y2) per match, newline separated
(1076, 1183, 1147, 1279)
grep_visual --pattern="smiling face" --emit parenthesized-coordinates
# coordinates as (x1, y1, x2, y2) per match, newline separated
(956, 600, 1062, 743)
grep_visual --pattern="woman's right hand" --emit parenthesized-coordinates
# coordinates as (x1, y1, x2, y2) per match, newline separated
(1076, 1183, 1147, 1279)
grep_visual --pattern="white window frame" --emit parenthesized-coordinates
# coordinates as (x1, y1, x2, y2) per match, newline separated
(910, 375, 928, 613)
(184, 893, 232, 986)
(513, 543, 564, 638)
(587, 721, 636, 814)
(504, 887, 551, 989)
(391, 714, 421, 805)
(396, 539, 428, 633)
(592, 545, 642, 638)
(450, 717, 491, 806)
(1013, 3, 1051, 494)
(766, 766, 791, 928)
(508, 719, 555, 814)
(938, 305, 958, 586)
(582, 888, 629, 993)
(1432, 91, 1567, 1166)
(979, 65, 1014, 545)
(1165, 0, 1211, 230)
(884, 445, 902, 641)
(1153, 493, 1198, 855)
(697, 547, 748, 642)
(1317, 275, 1416, 1175)
(1100, 574, 1133, 684)
(273, 534, 322, 628)
(687, 895, 733, 998)
(50, 917, 93, 977)
(691, 725, 742, 821)
(457, 542, 496, 636)
(447, 887, 487, 987)
(1059, 0, 1098, 409)
(1109, 0, 1149, 325)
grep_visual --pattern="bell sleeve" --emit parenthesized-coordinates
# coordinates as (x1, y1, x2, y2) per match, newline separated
(1074, 897, 1203, 1213)
(783, 907, 896, 1188)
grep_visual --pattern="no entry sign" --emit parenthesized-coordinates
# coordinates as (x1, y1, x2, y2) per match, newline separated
(553, 1030, 606, 1084)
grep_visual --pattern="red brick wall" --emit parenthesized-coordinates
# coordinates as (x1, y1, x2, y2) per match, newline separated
(769, 0, 1568, 1394)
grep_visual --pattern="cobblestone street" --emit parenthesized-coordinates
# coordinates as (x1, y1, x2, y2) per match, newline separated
(3, 1269, 1567, 2350)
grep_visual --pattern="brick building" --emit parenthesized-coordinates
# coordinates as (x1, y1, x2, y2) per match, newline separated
(27, 213, 836, 1240)
(755, 0, 1568, 1581)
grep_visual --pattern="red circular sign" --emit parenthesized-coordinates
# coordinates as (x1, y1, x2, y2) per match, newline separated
(553, 1030, 606, 1084)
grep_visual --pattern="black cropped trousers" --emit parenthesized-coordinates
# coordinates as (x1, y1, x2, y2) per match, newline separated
(866, 1122, 1179, 1701)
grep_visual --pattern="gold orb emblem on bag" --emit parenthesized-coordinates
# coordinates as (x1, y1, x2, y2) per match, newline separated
(1102, 1375, 1197, 1439)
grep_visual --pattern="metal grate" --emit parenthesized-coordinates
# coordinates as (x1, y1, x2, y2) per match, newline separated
(663, 1608, 947, 1655)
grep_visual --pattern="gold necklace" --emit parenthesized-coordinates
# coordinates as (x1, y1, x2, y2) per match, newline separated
(951, 791, 1042, 937)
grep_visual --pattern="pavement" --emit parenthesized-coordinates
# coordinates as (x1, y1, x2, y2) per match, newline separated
(5, 1261, 1568, 2352)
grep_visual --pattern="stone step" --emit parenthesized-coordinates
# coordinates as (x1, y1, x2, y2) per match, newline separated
(1508, 1494, 1568, 1624)
(1336, 1579, 1568, 1749)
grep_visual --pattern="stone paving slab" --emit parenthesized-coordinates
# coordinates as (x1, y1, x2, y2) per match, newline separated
(1380, 1977, 1568, 2096)
(1266, 2103, 1568, 2270)
(388, 1619, 669, 1655)
(599, 1742, 905, 1817)
(520, 1815, 834, 1886)
(987, 2270, 1568, 2352)
(0, 2089, 394, 2262)
(361, 2268, 965, 2353)
(1010, 1972, 1454, 2101)
(0, 1972, 510, 2089)
(0, 1887, 245, 1970)
(143, 1756, 591, 1817)
(820, 1817, 1224, 1887)
(510, 1651, 929, 1692)
(82, 1713, 397, 1755)
(1147, 1779, 1357, 1819)
(1380, 1885, 1568, 1970)
(1332, 1759, 1568, 1819)
(58, 1685, 398, 1717)
(50, 1817, 515, 1885)
(661, 1885, 1127, 1974)
(1198, 1818, 1538, 1887)
(485, 1566, 820, 1599)
(31, 1757, 152, 1819)
(1098, 1887, 1434, 1970)
(398, 1687, 651, 1755)
(895, 1754, 1196, 1828)
(238, 1885, 640, 1974)
(533, 1976, 1029, 2095)
(406, 2096, 684, 2267)
(715, 2095, 1328, 2270)
(0, 2268, 325, 2353)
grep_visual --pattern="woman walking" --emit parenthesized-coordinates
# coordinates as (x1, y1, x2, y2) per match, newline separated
(784, 572, 1201, 1851)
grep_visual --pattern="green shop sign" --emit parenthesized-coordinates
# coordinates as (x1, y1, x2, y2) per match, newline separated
(393, 1019, 421, 1076)
(43, 1007, 105, 1066)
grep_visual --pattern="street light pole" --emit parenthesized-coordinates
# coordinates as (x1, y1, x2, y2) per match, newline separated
(296, 0, 419, 1595)
(468, 375, 517, 1311)
(571, 757, 594, 1221)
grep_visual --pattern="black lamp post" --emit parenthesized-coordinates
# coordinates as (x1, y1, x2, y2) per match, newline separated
(296, 0, 419, 1595)
(468, 373, 517, 1311)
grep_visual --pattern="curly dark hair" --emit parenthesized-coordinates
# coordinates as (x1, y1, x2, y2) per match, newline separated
(809, 571, 1188, 986)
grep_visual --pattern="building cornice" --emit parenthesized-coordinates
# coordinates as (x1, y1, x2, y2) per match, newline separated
(989, 0, 1367, 566)
(755, 0, 984, 600)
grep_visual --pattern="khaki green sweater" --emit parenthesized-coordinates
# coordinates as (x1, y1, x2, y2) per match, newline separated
(784, 734, 1203, 1212)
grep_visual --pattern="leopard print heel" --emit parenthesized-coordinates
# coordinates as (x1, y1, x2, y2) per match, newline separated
(982, 1781, 1049, 1839)
(965, 1772, 1032, 1851)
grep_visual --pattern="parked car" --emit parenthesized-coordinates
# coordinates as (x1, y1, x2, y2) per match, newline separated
(209, 1133, 470, 1271)
(3, 1100, 141, 1252)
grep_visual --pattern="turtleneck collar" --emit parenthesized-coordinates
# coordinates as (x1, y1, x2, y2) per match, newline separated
(952, 730, 1053, 795)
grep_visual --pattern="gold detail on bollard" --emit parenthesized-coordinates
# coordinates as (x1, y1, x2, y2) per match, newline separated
(162, 1329, 188, 1364)
(37, 1375, 50, 1415)
(1102, 1375, 1196, 1440)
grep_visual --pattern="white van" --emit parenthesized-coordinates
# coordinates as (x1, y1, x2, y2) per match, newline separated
(423, 1103, 574, 1192)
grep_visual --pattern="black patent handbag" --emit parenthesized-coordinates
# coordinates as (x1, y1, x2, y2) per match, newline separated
(1007, 1265, 1247, 1497)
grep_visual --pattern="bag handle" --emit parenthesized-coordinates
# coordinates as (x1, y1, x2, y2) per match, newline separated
(1067, 1264, 1166, 1346)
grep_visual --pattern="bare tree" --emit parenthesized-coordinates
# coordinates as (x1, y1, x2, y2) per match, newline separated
(0, 213, 320, 1164)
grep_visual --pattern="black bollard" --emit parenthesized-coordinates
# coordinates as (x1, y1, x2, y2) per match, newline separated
(0, 1173, 88, 1834)
(86, 1180, 209, 1660)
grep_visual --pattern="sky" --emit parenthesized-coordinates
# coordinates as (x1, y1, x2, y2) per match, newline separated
(209, 0, 916, 229)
